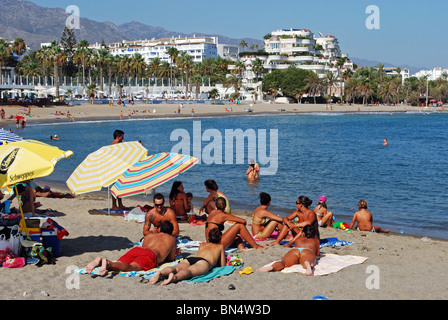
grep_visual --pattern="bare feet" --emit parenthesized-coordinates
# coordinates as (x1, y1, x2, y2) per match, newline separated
(257, 265, 273, 272)
(99, 258, 108, 276)
(161, 273, 175, 285)
(86, 257, 101, 273)
(267, 241, 280, 247)
(304, 261, 314, 276)
(149, 271, 161, 285)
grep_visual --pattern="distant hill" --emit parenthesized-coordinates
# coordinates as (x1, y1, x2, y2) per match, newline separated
(350, 57, 425, 75)
(0, 0, 263, 49)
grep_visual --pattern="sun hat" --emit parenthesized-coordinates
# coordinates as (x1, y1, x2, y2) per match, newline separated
(318, 196, 327, 203)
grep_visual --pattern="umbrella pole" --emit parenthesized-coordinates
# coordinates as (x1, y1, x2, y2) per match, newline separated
(14, 184, 29, 238)
(108, 186, 110, 216)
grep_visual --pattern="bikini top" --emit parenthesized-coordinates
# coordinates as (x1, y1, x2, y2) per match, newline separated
(206, 221, 225, 232)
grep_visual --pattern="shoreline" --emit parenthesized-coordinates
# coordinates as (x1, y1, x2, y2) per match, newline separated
(0, 102, 440, 126)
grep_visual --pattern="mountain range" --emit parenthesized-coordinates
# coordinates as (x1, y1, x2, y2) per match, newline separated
(0, 0, 424, 74)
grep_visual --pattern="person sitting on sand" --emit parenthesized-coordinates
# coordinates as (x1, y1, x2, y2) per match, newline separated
(246, 159, 260, 181)
(257, 224, 320, 276)
(150, 228, 226, 285)
(111, 130, 126, 210)
(252, 192, 284, 240)
(143, 193, 179, 237)
(86, 221, 178, 276)
(205, 197, 264, 251)
(268, 196, 319, 246)
(349, 200, 390, 233)
(169, 181, 189, 221)
(185, 192, 194, 214)
(314, 196, 334, 228)
(9, 184, 42, 217)
(199, 180, 231, 216)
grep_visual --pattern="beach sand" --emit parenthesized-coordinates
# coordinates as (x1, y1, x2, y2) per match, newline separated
(0, 186, 446, 301)
(0, 102, 446, 302)
(0, 100, 436, 125)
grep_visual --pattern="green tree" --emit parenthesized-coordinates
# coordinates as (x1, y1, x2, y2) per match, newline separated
(0, 39, 12, 83)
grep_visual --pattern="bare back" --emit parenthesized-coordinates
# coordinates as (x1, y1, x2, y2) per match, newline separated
(196, 242, 226, 267)
(141, 233, 177, 264)
(350, 209, 373, 231)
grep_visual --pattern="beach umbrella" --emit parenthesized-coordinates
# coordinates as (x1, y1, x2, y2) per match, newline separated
(66, 141, 147, 195)
(0, 129, 23, 143)
(0, 140, 74, 237)
(110, 152, 198, 199)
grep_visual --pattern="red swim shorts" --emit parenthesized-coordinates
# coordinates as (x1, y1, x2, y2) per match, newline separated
(117, 247, 158, 271)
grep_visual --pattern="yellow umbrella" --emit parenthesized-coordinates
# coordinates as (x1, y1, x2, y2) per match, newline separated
(0, 140, 74, 237)
(66, 141, 147, 195)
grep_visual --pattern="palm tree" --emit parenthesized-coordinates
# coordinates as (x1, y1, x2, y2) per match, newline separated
(94, 48, 109, 92)
(252, 58, 265, 82)
(224, 73, 243, 99)
(49, 41, 67, 99)
(74, 40, 89, 88)
(167, 47, 179, 88)
(36, 46, 51, 79)
(208, 88, 219, 104)
(177, 52, 194, 96)
(12, 38, 27, 62)
(378, 80, 395, 104)
(305, 72, 322, 104)
(0, 39, 12, 83)
(87, 83, 97, 103)
(239, 40, 248, 53)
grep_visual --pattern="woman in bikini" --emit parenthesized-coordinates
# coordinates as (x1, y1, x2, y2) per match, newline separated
(169, 181, 188, 220)
(252, 192, 284, 240)
(199, 179, 231, 216)
(314, 196, 334, 228)
(150, 228, 227, 285)
(258, 224, 320, 276)
(206, 197, 264, 251)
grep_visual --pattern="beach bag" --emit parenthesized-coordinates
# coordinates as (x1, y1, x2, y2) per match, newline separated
(124, 206, 146, 223)
(9, 225, 23, 256)
(0, 234, 11, 264)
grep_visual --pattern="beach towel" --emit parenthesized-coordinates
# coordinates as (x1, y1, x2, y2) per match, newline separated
(75, 259, 182, 278)
(261, 253, 368, 276)
(88, 209, 128, 217)
(279, 237, 355, 248)
(176, 238, 238, 254)
(183, 266, 238, 284)
(41, 218, 69, 240)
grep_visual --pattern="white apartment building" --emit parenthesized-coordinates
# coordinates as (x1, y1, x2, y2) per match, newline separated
(262, 28, 352, 77)
(89, 35, 218, 64)
(413, 67, 448, 81)
(217, 43, 239, 61)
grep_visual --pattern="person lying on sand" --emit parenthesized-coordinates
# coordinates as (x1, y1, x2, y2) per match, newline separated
(86, 221, 178, 276)
(258, 225, 319, 276)
(205, 197, 265, 251)
(349, 200, 390, 233)
(143, 193, 179, 237)
(150, 228, 226, 285)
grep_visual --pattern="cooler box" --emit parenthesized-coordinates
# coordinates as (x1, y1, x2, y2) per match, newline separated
(41, 229, 60, 257)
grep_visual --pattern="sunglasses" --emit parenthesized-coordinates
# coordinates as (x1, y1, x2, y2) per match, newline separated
(154, 203, 164, 207)
(296, 201, 301, 205)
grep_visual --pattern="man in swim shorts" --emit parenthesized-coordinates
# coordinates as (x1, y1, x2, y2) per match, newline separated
(85, 221, 178, 276)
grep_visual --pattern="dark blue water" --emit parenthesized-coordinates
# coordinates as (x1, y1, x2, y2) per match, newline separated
(11, 111, 448, 240)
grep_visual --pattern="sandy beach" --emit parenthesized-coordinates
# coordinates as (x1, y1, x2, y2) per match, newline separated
(0, 185, 447, 301)
(0, 101, 436, 126)
(0, 102, 446, 302)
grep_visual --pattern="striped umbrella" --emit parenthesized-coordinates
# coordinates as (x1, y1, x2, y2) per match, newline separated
(110, 152, 198, 198)
(0, 129, 23, 143)
(66, 141, 147, 195)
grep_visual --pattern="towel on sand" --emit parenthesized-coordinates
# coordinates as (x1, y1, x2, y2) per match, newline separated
(176, 238, 238, 254)
(183, 266, 238, 284)
(75, 259, 181, 278)
(262, 253, 368, 276)
(279, 237, 355, 248)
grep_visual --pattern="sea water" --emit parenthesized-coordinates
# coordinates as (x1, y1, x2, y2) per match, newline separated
(13, 110, 448, 240)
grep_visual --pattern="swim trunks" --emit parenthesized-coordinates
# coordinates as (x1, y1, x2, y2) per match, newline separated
(117, 247, 158, 271)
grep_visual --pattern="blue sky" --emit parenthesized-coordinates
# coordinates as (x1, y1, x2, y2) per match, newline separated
(29, 0, 447, 69)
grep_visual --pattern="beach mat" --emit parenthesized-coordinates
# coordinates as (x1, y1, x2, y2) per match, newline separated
(262, 253, 368, 276)
(88, 209, 127, 217)
(183, 266, 238, 284)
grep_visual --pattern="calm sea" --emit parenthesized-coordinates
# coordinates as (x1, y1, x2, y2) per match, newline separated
(11, 110, 448, 240)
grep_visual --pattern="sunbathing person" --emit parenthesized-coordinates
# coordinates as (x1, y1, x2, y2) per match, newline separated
(206, 197, 265, 251)
(349, 199, 390, 233)
(267, 196, 319, 246)
(252, 192, 284, 240)
(169, 181, 189, 220)
(86, 221, 178, 276)
(314, 196, 334, 228)
(150, 228, 226, 285)
(143, 193, 179, 237)
(199, 180, 231, 216)
(257, 225, 319, 276)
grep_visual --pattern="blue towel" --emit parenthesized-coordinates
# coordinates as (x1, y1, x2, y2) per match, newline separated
(280, 237, 355, 247)
(183, 266, 238, 283)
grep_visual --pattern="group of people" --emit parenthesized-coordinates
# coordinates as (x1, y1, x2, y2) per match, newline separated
(85, 130, 389, 281)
